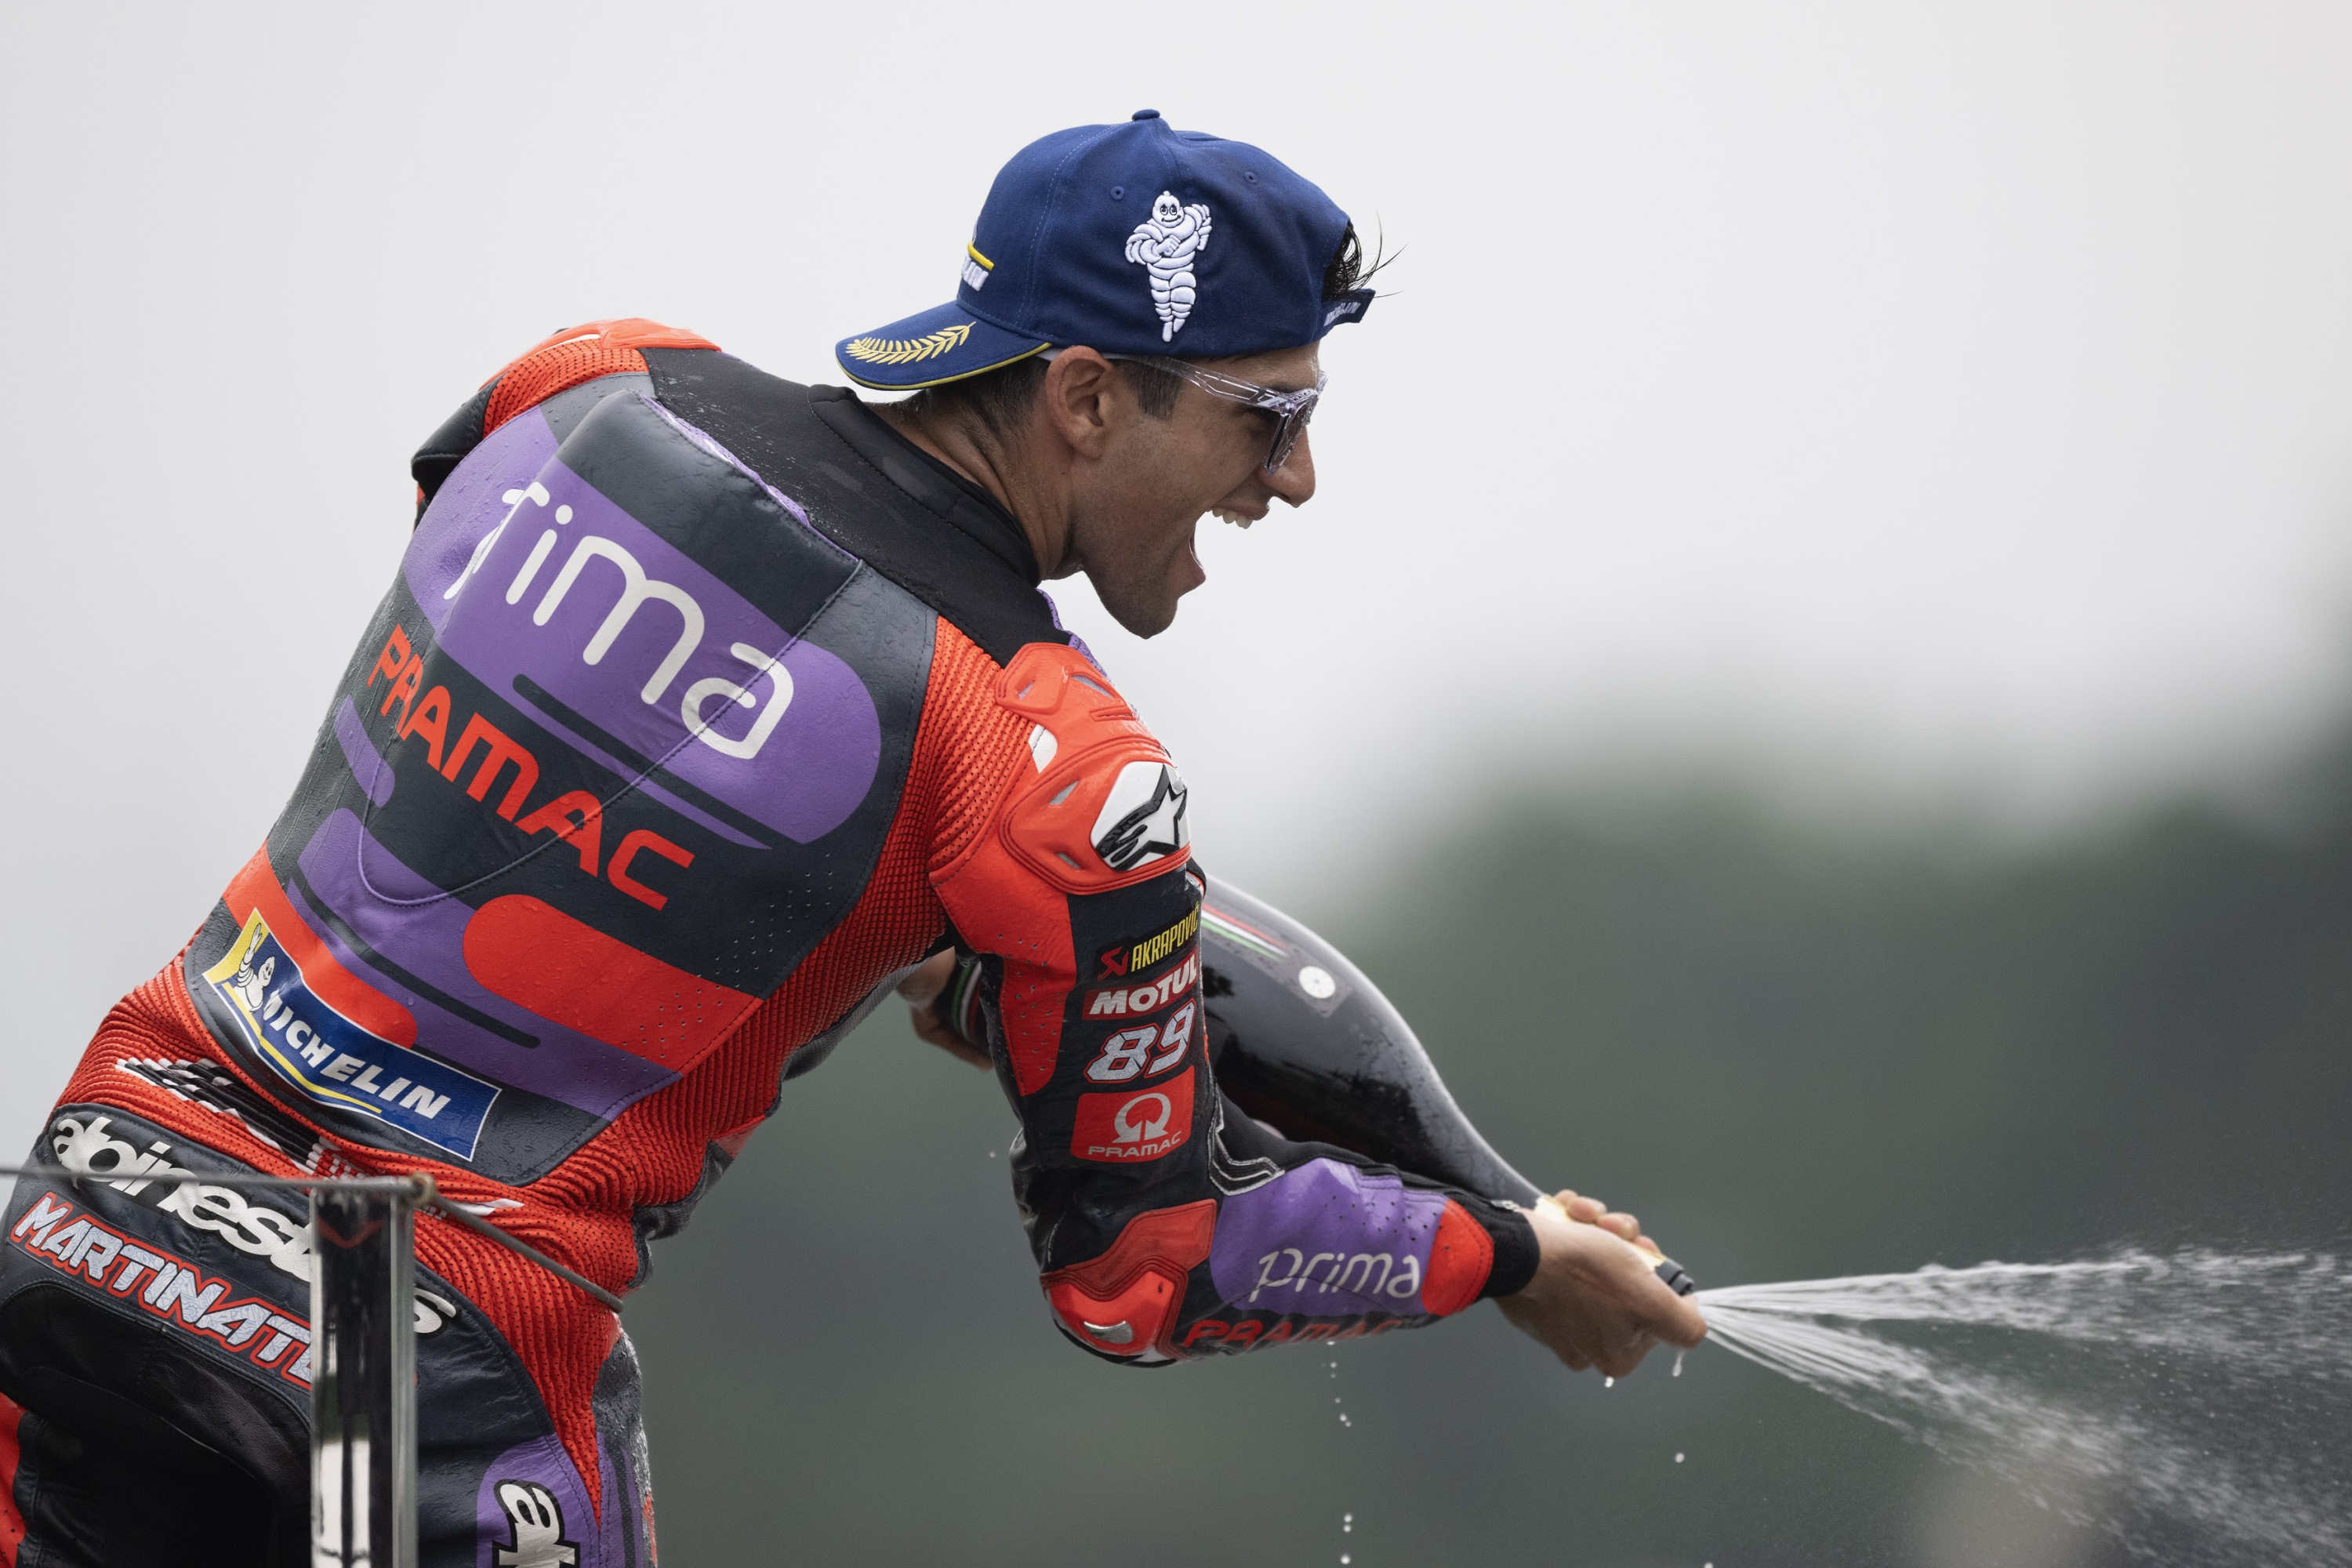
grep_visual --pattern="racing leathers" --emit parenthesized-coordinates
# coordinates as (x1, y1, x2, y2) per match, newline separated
(0, 318, 1539, 1566)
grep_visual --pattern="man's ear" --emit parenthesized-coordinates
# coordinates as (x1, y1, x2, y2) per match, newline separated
(1038, 348, 1123, 463)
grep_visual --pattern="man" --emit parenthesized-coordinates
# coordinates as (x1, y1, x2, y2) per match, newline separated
(0, 111, 1703, 1566)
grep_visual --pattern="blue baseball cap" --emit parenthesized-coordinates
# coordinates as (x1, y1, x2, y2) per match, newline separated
(837, 110, 1375, 390)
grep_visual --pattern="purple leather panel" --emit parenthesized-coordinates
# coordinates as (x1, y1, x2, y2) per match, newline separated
(408, 409, 563, 619)
(291, 809, 676, 1119)
(474, 1435, 637, 1568)
(1207, 1160, 1450, 1317)
(426, 447, 879, 845)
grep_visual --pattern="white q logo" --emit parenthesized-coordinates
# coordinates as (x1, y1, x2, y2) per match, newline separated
(1112, 1092, 1172, 1144)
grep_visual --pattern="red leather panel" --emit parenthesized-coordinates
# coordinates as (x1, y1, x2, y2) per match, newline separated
(989, 644, 1181, 898)
(1040, 1200, 1218, 1358)
(461, 895, 757, 1073)
(1421, 1199, 1497, 1317)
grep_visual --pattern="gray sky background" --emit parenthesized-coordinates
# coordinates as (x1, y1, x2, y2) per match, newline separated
(5, 2, 2351, 1149)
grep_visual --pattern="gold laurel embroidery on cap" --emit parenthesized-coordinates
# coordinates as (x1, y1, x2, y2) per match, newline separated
(844, 322, 975, 365)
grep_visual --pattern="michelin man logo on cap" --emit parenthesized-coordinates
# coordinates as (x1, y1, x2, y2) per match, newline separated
(835, 111, 1374, 390)
(1125, 192, 1214, 341)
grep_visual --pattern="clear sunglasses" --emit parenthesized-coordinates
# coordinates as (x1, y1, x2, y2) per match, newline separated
(1040, 349, 1324, 477)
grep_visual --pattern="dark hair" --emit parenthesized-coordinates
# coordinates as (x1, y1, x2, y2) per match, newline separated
(1322, 220, 1396, 301)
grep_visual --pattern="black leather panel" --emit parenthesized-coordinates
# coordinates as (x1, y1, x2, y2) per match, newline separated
(643, 347, 1069, 666)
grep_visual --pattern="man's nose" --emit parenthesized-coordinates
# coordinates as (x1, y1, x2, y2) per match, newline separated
(1268, 429, 1316, 506)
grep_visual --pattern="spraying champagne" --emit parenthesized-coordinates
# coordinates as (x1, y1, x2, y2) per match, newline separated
(1195, 877, 1696, 1297)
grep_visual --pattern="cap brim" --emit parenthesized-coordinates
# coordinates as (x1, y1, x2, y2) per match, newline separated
(835, 301, 1050, 390)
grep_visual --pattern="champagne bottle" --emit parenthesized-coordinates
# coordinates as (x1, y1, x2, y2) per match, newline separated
(1200, 876, 1696, 1297)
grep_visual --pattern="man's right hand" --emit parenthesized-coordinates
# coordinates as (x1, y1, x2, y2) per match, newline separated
(1495, 1189, 1708, 1377)
(897, 950, 989, 1069)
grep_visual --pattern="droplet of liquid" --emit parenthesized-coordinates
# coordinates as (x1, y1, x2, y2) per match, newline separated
(1344, 1514, 1352, 1525)
(1603, 1377, 1614, 1388)
(1673, 1351, 1685, 1377)
(1675, 1452, 1686, 1463)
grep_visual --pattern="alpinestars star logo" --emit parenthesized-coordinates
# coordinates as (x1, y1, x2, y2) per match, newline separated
(493, 1480, 580, 1568)
(1091, 761, 1189, 873)
(1125, 192, 1212, 341)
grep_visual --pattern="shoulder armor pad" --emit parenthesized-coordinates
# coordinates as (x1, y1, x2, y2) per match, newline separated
(482, 314, 720, 434)
(993, 644, 1189, 895)
(415, 318, 722, 515)
(483, 318, 719, 439)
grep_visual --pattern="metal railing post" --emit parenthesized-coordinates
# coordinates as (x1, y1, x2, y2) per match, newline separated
(3, 1161, 616, 1564)
(310, 1178, 423, 1568)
